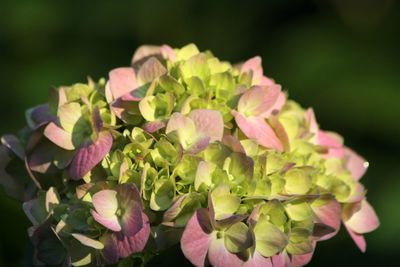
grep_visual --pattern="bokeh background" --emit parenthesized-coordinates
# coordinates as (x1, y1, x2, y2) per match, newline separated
(0, 0, 399, 266)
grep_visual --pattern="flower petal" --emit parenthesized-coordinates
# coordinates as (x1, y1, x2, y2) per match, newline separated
(69, 131, 113, 180)
(238, 85, 281, 117)
(311, 199, 341, 241)
(108, 67, 138, 101)
(189, 109, 224, 142)
(91, 210, 121, 232)
(345, 200, 379, 234)
(234, 112, 283, 151)
(345, 225, 366, 252)
(115, 212, 151, 258)
(181, 208, 213, 267)
(208, 237, 244, 267)
(344, 148, 368, 181)
(241, 56, 263, 85)
(100, 233, 119, 265)
(71, 233, 104, 249)
(92, 189, 118, 217)
(117, 184, 144, 236)
(43, 122, 75, 150)
(243, 251, 273, 267)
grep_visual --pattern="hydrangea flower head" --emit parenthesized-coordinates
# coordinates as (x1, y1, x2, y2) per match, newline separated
(0, 43, 379, 267)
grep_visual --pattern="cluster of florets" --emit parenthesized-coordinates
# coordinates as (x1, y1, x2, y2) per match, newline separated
(0, 44, 379, 267)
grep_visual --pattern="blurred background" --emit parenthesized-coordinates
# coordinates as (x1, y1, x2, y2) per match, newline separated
(0, 0, 399, 266)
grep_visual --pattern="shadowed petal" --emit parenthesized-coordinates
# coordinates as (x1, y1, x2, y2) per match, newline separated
(117, 184, 144, 236)
(1, 135, 25, 159)
(312, 200, 341, 241)
(69, 131, 113, 180)
(116, 212, 151, 258)
(100, 233, 119, 265)
(181, 209, 213, 267)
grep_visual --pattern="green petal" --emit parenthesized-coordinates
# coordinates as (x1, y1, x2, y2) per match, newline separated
(224, 222, 253, 253)
(253, 215, 288, 257)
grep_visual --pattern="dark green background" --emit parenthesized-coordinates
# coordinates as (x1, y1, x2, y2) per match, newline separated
(0, 0, 399, 266)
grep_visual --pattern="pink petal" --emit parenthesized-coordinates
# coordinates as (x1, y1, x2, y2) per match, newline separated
(238, 85, 281, 117)
(207, 238, 244, 267)
(344, 147, 368, 181)
(68, 131, 113, 180)
(91, 210, 121, 232)
(345, 200, 379, 234)
(241, 56, 263, 84)
(289, 248, 315, 267)
(265, 91, 286, 117)
(143, 120, 166, 133)
(305, 108, 318, 136)
(272, 253, 286, 267)
(234, 112, 283, 151)
(222, 135, 246, 154)
(137, 57, 167, 84)
(116, 212, 151, 258)
(189, 109, 224, 142)
(318, 131, 343, 148)
(43, 122, 75, 150)
(312, 200, 341, 241)
(243, 251, 273, 267)
(345, 225, 366, 252)
(260, 75, 276, 86)
(108, 67, 138, 100)
(92, 190, 118, 217)
(181, 209, 213, 267)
